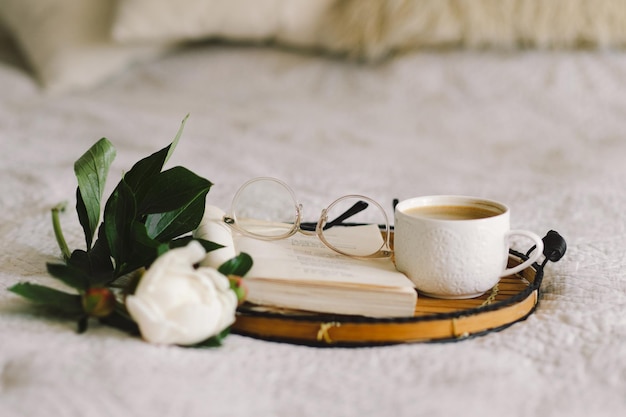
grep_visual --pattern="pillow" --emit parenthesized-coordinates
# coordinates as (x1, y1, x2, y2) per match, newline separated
(0, 18, 24, 68)
(112, 0, 335, 48)
(320, 0, 626, 58)
(113, 0, 626, 62)
(0, 0, 167, 93)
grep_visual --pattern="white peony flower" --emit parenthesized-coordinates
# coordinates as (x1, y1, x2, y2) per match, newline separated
(126, 241, 238, 345)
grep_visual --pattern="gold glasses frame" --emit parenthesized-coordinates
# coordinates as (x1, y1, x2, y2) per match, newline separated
(223, 177, 392, 259)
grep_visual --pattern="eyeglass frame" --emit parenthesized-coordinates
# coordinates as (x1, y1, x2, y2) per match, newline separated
(222, 177, 393, 259)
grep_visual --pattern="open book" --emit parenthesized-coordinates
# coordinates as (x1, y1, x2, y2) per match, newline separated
(234, 225, 417, 318)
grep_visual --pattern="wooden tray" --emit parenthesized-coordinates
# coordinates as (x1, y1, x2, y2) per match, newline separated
(231, 250, 544, 346)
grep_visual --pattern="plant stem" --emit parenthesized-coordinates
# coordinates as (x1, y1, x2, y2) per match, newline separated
(51, 202, 71, 261)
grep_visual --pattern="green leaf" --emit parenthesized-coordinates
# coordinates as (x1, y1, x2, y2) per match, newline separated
(85, 226, 115, 284)
(103, 179, 137, 274)
(123, 115, 188, 206)
(169, 237, 224, 253)
(164, 114, 188, 166)
(74, 138, 116, 249)
(76, 187, 89, 247)
(66, 228, 115, 287)
(46, 262, 89, 290)
(99, 307, 140, 336)
(189, 327, 231, 348)
(77, 316, 89, 333)
(218, 252, 253, 276)
(144, 185, 210, 242)
(116, 221, 161, 275)
(67, 247, 114, 286)
(138, 166, 213, 215)
(123, 150, 168, 205)
(8, 283, 83, 316)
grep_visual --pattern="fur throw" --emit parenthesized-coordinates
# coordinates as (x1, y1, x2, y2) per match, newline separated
(319, 0, 626, 59)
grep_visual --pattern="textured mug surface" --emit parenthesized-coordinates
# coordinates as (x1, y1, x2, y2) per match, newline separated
(394, 196, 543, 299)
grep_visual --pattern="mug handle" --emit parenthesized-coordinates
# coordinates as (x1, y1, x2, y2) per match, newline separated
(501, 230, 544, 277)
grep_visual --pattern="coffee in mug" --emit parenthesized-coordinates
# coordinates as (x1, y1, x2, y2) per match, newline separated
(403, 205, 498, 221)
(394, 196, 543, 299)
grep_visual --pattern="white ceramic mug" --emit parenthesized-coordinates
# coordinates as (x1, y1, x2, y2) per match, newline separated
(394, 195, 544, 299)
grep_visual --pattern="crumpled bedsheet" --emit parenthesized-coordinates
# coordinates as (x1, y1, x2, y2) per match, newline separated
(1, 43, 625, 417)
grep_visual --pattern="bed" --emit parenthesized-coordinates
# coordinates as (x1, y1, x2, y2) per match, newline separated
(1, 1, 625, 416)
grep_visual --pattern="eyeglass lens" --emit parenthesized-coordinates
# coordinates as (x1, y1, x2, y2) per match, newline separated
(320, 196, 388, 257)
(231, 178, 298, 238)
(231, 178, 389, 257)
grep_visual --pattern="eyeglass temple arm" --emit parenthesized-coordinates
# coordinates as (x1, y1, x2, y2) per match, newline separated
(322, 200, 369, 230)
(299, 200, 370, 231)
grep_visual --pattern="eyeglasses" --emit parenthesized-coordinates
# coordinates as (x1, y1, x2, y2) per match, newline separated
(223, 177, 392, 258)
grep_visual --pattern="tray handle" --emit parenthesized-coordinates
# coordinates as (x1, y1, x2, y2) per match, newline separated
(526, 230, 567, 267)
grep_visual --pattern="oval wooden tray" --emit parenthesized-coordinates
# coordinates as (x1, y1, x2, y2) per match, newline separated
(231, 250, 544, 346)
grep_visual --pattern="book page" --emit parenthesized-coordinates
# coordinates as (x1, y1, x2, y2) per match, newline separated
(235, 225, 414, 288)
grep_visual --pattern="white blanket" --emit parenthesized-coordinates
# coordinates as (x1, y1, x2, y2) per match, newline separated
(1, 41, 625, 416)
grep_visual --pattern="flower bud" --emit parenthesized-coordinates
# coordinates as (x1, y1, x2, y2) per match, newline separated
(82, 287, 115, 318)
(228, 275, 248, 305)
